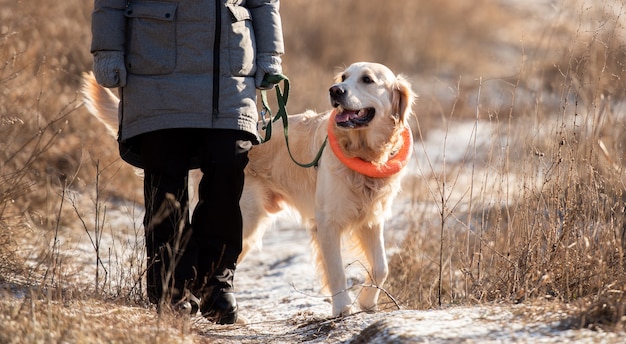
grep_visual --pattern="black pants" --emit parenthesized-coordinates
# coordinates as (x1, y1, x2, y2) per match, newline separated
(138, 128, 251, 304)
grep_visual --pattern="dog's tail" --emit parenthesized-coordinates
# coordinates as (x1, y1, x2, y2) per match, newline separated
(81, 72, 121, 138)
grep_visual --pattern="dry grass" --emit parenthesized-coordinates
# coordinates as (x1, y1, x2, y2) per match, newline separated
(383, 0, 626, 331)
(0, 291, 200, 343)
(1, 0, 626, 341)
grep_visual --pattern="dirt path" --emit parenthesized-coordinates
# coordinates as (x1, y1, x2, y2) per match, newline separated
(179, 214, 621, 343)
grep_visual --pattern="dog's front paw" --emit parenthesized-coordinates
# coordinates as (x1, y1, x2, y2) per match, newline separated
(357, 286, 380, 312)
(358, 302, 378, 313)
(333, 304, 353, 317)
(331, 292, 353, 317)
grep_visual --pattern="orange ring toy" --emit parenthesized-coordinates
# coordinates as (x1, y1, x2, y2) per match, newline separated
(327, 110, 413, 178)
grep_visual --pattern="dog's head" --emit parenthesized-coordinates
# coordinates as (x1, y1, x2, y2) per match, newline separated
(329, 62, 415, 162)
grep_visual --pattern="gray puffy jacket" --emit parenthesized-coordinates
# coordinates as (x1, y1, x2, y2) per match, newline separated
(90, 0, 284, 167)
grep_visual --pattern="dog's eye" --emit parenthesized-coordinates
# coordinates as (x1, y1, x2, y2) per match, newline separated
(341, 74, 347, 82)
(361, 75, 374, 84)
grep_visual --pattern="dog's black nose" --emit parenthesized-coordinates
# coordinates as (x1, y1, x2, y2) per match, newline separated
(329, 85, 345, 100)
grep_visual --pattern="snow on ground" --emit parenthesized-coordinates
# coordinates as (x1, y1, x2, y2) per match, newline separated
(50, 166, 622, 343)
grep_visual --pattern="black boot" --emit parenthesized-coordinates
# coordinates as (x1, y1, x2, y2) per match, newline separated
(199, 266, 238, 324)
(201, 289, 238, 324)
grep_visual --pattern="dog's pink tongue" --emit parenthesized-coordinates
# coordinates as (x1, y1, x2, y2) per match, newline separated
(335, 110, 357, 123)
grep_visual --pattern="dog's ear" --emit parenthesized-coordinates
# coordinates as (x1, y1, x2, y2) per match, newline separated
(392, 74, 416, 126)
(333, 71, 344, 84)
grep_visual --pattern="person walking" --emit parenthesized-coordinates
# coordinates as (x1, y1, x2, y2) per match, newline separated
(90, 0, 284, 324)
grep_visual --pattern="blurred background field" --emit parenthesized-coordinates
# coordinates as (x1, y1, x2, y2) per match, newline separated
(2, 0, 626, 341)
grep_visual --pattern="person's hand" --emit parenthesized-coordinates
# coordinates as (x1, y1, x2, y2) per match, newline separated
(259, 74, 285, 90)
(255, 54, 282, 90)
(93, 51, 127, 88)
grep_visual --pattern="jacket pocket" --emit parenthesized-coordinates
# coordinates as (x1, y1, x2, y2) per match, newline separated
(124, 1, 178, 75)
(226, 4, 256, 77)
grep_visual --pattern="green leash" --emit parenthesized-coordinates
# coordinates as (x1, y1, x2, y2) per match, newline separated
(260, 74, 327, 168)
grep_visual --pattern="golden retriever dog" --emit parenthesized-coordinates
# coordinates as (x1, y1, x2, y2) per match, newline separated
(82, 62, 415, 316)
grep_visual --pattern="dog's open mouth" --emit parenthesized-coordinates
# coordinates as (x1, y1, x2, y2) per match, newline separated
(334, 107, 375, 128)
